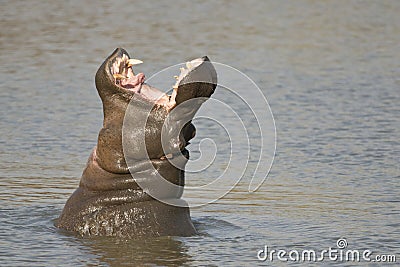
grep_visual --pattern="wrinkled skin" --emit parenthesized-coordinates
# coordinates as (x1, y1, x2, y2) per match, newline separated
(56, 48, 217, 237)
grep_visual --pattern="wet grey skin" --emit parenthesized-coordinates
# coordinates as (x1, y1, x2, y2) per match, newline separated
(56, 48, 217, 237)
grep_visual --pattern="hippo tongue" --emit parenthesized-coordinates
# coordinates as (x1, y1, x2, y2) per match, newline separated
(120, 72, 145, 90)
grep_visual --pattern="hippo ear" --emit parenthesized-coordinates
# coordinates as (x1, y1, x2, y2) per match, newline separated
(175, 56, 217, 105)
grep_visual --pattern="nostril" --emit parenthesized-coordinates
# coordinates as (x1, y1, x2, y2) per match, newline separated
(181, 122, 196, 143)
(179, 140, 186, 150)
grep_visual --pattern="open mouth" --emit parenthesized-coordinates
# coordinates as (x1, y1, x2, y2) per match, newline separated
(109, 51, 205, 109)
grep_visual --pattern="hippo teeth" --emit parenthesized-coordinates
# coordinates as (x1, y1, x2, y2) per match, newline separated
(127, 59, 143, 67)
(113, 74, 127, 80)
(109, 51, 209, 110)
(160, 153, 173, 160)
(111, 54, 143, 81)
(172, 58, 204, 89)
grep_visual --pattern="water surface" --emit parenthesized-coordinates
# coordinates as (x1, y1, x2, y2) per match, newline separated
(1, 0, 399, 266)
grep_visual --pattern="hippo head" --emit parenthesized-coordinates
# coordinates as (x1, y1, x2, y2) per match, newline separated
(92, 48, 217, 199)
(56, 48, 217, 237)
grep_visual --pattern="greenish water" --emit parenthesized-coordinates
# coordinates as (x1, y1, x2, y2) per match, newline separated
(1, 1, 399, 266)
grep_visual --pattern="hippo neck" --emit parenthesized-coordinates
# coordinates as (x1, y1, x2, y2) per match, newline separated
(96, 94, 173, 174)
(79, 147, 185, 201)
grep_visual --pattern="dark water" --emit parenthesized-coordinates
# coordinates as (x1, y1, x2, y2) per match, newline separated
(1, 0, 399, 266)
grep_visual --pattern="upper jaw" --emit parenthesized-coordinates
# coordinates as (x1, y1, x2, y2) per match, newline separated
(105, 48, 216, 110)
(109, 51, 144, 91)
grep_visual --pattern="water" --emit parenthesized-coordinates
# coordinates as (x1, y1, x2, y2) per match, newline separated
(1, 0, 399, 266)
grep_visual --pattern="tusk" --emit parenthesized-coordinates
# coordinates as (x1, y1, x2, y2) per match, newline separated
(160, 153, 173, 160)
(127, 59, 143, 67)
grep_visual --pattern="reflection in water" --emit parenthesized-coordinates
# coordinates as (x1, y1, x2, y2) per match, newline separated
(1, 0, 399, 266)
(81, 236, 192, 267)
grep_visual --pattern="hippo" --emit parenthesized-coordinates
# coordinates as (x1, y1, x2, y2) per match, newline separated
(56, 48, 217, 237)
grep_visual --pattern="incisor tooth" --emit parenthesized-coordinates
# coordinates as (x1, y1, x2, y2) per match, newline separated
(186, 62, 192, 69)
(174, 75, 179, 80)
(127, 59, 143, 67)
(113, 74, 127, 79)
